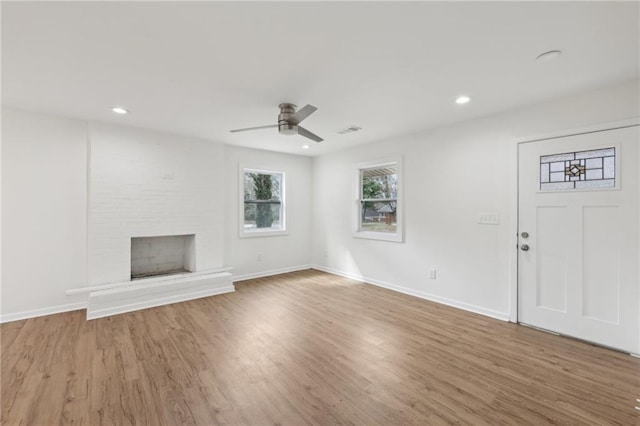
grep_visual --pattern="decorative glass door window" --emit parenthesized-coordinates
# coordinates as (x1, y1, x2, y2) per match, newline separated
(539, 147, 615, 191)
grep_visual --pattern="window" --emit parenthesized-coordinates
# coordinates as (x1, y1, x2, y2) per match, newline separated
(354, 157, 403, 242)
(539, 147, 616, 191)
(240, 167, 286, 237)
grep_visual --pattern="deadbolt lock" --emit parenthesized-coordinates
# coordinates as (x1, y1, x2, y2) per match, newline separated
(521, 232, 529, 238)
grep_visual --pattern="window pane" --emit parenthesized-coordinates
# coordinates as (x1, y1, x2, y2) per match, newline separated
(243, 170, 284, 231)
(361, 167, 397, 199)
(244, 202, 257, 229)
(361, 200, 397, 233)
(270, 203, 281, 228)
(539, 147, 616, 191)
(244, 172, 282, 201)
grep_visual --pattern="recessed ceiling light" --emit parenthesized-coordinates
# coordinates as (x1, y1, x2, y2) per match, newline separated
(302, 144, 310, 149)
(536, 50, 562, 62)
(111, 106, 129, 115)
(455, 96, 471, 105)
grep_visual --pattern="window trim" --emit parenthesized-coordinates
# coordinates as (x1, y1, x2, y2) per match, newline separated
(239, 165, 287, 238)
(353, 156, 404, 242)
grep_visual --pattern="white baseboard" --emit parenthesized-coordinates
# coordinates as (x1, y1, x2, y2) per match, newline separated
(311, 264, 510, 322)
(87, 272, 235, 320)
(233, 264, 312, 283)
(1, 266, 508, 324)
(0, 302, 87, 324)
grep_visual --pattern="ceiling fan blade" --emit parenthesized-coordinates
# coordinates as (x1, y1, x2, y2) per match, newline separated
(230, 124, 278, 133)
(298, 126, 323, 143)
(287, 104, 317, 125)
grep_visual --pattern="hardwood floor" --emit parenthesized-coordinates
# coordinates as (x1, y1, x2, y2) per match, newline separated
(2, 269, 639, 425)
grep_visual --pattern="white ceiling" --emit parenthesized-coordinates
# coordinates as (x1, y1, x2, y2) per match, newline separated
(2, 2, 638, 156)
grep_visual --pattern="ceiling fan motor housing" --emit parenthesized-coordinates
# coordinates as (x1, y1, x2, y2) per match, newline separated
(278, 103, 298, 135)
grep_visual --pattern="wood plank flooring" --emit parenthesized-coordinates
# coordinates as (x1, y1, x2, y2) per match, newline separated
(2, 269, 639, 425)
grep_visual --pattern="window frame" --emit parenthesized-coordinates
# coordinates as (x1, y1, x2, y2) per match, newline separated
(353, 156, 404, 242)
(239, 165, 287, 238)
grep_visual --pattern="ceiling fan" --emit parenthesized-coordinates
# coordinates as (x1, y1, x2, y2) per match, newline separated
(230, 103, 323, 143)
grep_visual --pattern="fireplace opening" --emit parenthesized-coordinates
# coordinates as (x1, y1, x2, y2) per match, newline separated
(131, 234, 195, 280)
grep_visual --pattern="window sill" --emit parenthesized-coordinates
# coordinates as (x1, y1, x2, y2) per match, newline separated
(240, 229, 288, 239)
(353, 231, 403, 243)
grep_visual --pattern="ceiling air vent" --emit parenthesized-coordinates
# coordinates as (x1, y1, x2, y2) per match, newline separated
(337, 125, 362, 135)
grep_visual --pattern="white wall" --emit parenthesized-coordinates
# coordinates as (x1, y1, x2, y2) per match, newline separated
(1, 110, 312, 320)
(1, 109, 88, 320)
(224, 146, 312, 279)
(311, 79, 640, 320)
(88, 123, 225, 285)
(2, 79, 637, 322)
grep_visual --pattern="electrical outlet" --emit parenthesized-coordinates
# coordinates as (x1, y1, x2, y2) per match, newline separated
(257, 253, 263, 262)
(429, 269, 437, 279)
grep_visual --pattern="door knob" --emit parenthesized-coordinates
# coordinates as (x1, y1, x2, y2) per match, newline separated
(520, 244, 530, 251)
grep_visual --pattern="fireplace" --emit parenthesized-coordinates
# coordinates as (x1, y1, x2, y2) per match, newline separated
(131, 235, 195, 279)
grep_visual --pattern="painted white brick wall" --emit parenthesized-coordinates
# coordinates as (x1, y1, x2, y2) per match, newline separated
(88, 123, 225, 285)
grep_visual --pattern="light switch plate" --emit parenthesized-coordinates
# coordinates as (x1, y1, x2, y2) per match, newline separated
(478, 213, 500, 225)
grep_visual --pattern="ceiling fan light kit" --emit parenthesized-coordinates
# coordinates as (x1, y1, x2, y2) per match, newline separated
(230, 103, 324, 142)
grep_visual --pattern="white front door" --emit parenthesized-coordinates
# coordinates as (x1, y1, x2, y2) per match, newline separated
(518, 125, 639, 354)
